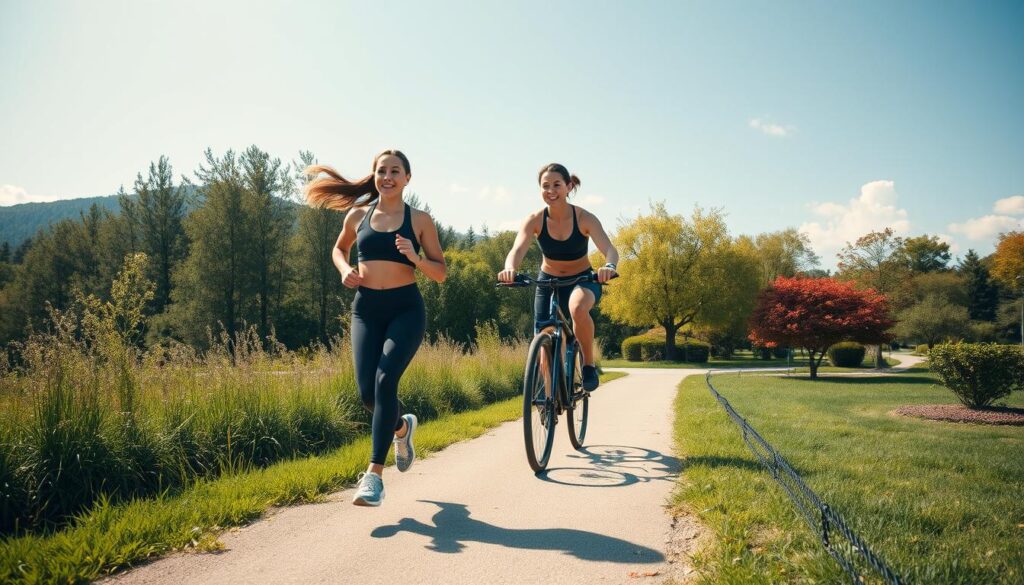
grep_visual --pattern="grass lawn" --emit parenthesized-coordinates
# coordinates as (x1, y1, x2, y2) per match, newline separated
(672, 370, 1023, 584)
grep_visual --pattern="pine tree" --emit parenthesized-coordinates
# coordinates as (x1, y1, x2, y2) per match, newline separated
(134, 156, 187, 312)
(960, 249, 999, 321)
(0, 242, 10, 263)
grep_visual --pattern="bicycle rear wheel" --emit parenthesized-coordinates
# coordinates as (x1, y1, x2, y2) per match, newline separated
(523, 332, 556, 472)
(566, 339, 588, 449)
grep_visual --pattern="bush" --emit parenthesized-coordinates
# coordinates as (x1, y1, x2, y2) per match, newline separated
(914, 344, 930, 356)
(828, 342, 866, 367)
(928, 343, 1024, 408)
(621, 335, 709, 363)
(772, 347, 789, 359)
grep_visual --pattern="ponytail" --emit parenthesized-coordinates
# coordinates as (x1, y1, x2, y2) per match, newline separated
(304, 149, 411, 211)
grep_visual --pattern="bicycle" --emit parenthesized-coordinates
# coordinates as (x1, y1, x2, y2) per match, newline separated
(497, 272, 615, 473)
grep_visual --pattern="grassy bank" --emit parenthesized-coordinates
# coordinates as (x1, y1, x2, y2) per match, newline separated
(0, 322, 526, 535)
(672, 371, 1023, 584)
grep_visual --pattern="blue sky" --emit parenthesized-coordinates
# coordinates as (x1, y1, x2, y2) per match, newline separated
(1, 0, 1022, 267)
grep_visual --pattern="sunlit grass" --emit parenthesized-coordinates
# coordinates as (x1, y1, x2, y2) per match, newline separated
(672, 370, 1023, 584)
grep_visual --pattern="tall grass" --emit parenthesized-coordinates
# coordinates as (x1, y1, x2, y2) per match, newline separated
(0, 315, 526, 536)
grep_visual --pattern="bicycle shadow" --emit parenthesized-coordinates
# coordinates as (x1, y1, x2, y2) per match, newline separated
(536, 445, 681, 488)
(371, 500, 664, 562)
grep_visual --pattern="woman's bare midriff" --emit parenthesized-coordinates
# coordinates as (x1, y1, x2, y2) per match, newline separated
(357, 261, 417, 289)
(541, 256, 592, 276)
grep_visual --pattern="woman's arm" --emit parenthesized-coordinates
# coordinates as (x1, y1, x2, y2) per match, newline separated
(334, 208, 365, 288)
(497, 213, 539, 282)
(580, 209, 619, 283)
(401, 210, 447, 283)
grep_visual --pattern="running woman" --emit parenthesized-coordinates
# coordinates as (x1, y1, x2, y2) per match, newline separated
(497, 163, 619, 391)
(305, 150, 446, 506)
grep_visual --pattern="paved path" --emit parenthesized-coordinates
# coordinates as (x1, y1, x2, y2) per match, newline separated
(105, 368, 698, 585)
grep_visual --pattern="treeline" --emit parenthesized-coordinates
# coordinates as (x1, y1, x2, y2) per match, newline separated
(1, 146, 1018, 358)
(0, 147, 545, 354)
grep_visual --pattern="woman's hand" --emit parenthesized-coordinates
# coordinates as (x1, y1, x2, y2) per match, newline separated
(497, 268, 517, 283)
(596, 265, 617, 283)
(341, 266, 363, 288)
(395, 234, 420, 265)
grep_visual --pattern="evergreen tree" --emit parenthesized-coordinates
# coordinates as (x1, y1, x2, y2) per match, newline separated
(960, 249, 999, 321)
(13, 236, 32, 263)
(0, 242, 10, 263)
(133, 156, 187, 312)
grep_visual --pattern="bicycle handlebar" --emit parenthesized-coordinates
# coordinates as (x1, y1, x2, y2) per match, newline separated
(495, 272, 618, 289)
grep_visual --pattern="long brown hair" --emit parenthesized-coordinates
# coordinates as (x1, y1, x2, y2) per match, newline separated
(537, 163, 581, 195)
(304, 149, 411, 211)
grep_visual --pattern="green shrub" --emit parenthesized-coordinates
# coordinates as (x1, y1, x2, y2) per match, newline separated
(621, 335, 708, 363)
(928, 343, 1024, 408)
(914, 344, 931, 356)
(772, 347, 789, 359)
(828, 342, 866, 367)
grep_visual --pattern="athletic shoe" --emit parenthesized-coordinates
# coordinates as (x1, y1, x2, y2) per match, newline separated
(582, 365, 599, 392)
(394, 413, 418, 472)
(352, 472, 384, 506)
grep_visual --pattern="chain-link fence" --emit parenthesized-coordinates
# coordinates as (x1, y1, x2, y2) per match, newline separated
(705, 370, 905, 584)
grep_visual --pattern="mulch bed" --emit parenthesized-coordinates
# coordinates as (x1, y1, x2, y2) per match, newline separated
(893, 404, 1024, 426)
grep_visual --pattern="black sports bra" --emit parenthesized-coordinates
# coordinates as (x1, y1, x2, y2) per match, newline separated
(537, 205, 589, 261)
(356, 202, 420, 267)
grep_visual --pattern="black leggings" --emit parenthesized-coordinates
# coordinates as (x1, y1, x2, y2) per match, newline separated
(351, 283, 426, 465)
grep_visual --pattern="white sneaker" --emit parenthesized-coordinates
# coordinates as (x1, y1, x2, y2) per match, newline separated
(352, 472, 384, 506)
(394, 414, 418, 472)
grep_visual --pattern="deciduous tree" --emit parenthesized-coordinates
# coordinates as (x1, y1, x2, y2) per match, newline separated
(748, 276, 894, 379)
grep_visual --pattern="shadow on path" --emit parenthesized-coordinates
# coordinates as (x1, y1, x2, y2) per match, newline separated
(371, 500, 664, 563)
(537, 445, 681, 488)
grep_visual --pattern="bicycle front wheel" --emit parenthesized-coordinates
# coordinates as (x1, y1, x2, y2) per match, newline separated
(523, 332, 556, 473)
(566, 339, 588, 449)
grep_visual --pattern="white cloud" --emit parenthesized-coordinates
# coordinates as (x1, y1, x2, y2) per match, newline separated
(449, 183, 470, 195)
(0, 184, 68, 206)
(994, 195, 1024, 215)
(799, 180, 911, 263)
(948, 214, 1024, 241)
(749, 118, 793, 137)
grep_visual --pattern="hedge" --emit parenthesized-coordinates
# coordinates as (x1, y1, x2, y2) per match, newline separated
(828, 342, 866, 367)
(621, 335, 710, 363)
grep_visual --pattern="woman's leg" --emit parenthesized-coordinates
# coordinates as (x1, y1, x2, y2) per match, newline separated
(351, 310, 389, 475)
(368, 302, 426, 468)
(568, 287, 597, 365)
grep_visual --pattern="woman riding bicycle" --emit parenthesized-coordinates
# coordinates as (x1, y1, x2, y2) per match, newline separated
(497, 163, 618, 391)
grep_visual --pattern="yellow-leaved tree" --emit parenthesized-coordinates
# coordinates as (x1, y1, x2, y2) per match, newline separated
(601, 203, 760, 360)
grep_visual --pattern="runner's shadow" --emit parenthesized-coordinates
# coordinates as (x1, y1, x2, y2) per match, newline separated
(538, 445, 681, 487)
(371, 500, 664, 563)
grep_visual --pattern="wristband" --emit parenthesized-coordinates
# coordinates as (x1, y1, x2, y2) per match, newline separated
(603, 263, 617, 271)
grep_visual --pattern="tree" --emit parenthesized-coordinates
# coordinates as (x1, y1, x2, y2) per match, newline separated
(836, 228, 906, 366)
(0, 242, 10, 263)
(290, 151, 350, 345)
(899, 234, 951, 273)
(960, 249, 999, 321)
(991, 231, 1024, 289)
(894, 295, 969, 349)
(752, 228, 820, 285)
(132, 156, 188, 313)
(240, 145, 294, 339)
(171, 149, 250, 346)
(748, 276, 894, 379)
(602, 204, 757, 360)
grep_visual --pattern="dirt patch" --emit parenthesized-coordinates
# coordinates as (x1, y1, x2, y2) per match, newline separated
(660, 508, 709, 584)
(893, 404, 1024, 426)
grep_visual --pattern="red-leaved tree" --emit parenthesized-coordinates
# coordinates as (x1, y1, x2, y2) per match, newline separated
(749, 276, 894, 379)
